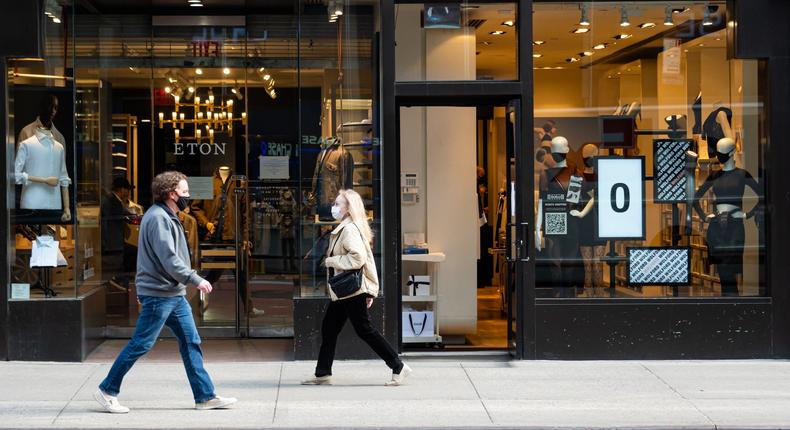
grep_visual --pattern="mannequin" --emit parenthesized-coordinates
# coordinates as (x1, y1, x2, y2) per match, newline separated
(310, 137, 353, 220)
(191, 166, 241, 242)
(691, 92, 702, 135)
(14, 94, 72, 222)
(702, 105, 733, 158)
(576, 144, 605, 296)
(18, 94, 66, 145)
(693, 138, 762, 296)
(665, 114, 687, 139)
(535, 136, 585, 297)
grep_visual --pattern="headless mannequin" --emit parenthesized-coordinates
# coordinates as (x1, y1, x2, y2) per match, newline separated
(693, 138, 761, 296)
(577, 144, 605, 295)
(206, 166, 231, 236)
(19, 97, 71, 222)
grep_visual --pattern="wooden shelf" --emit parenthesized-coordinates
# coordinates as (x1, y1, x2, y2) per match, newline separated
(403, 335, 442, 344)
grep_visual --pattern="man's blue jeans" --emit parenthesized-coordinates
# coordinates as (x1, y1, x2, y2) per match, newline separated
(99, 295, 215, 403)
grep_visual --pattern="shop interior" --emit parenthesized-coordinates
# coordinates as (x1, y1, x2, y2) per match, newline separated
(6, 1, 380, 339)
(397, 0, 764, 351)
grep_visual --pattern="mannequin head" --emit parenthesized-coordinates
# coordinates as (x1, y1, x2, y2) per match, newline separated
(542, 120, 557, 136)
(716, 138, 736, 164)
(550, 136, 570, 164)
(582, 144, 599, 168)
(38, 94, 59, 128)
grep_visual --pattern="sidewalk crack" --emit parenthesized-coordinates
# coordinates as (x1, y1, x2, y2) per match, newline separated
(271, 362, 284, 425)
(52, 363, 102, 425)
(461, 363, 494, 424)
(641, 363, 716, 428)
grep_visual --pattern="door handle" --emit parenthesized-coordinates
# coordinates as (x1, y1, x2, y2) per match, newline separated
(515, 221, 530, 262)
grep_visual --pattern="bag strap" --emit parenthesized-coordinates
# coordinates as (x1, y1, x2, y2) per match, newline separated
(327, 222, 368, 278)
(409, 313, 428, 337)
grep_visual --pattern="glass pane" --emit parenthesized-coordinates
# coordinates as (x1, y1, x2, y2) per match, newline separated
(395, 2, 518, 81)
(7, 4, 76, 300)
(532, 1, 766, 298)
(297, 0, 382, 301)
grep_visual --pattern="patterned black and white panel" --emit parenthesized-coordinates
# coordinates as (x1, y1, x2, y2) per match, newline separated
(628, 247, 690, 285)
(653, 139, 692, 203)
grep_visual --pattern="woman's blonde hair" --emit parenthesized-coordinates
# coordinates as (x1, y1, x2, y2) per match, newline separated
(337, 189, 373, 245)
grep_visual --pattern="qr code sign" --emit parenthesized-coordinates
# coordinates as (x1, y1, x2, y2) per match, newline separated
(545, 212, 567, 235)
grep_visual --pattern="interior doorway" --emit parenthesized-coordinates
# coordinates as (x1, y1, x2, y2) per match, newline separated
(397, 102, 524, 352)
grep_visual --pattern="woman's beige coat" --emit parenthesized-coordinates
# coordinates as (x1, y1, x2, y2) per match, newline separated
(324, 218, 380, 301)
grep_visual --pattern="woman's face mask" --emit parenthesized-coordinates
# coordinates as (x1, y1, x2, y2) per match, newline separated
(551, 153, 567, 163)
(583, 157, 595, 168)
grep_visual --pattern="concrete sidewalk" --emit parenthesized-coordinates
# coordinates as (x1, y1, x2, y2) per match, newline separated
(1, 358, 789, 429)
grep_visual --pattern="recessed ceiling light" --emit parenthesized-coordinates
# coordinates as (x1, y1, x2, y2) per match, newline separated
(52, 17, 61, 23)
(482, 41, 492, 46)
(639, 22, 656, 28)
(702, 7, 714, 26)
(580, 51, 594, 57)
(542, 67, 553, 70)
(189, 3, 203, 7)
(223, 67, 231, 75)
(699, 43, 705, 47)
(566, 57, 580, 63)
(613, 34, 632, 40)
(533, 53, 542, 58)
(533, 40, 545, 45)
(490, 31, 506, 35)
(195, 68, 203, 75)
(593, 43, 607, 50)
(502, 20, 514, 27)
(188, 0, 201, 2)
(572, 28, 590, 34)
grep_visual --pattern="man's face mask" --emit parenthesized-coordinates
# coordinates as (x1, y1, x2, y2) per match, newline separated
(552, 153, 567, 163)
(583, 157, 595, 168)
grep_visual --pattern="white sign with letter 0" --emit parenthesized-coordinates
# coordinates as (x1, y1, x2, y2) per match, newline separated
(595, 156, 645, 240)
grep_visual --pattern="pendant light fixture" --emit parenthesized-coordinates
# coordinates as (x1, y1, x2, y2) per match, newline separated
(579, 3, 590, 26)
(620, 6, 630, 27)
(664, 6, 674, 26)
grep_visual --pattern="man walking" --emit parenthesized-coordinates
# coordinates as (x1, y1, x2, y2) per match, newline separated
(94, 171, 236, 413)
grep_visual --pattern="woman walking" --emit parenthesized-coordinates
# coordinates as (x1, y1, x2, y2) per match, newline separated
(302, 189, 412, 386)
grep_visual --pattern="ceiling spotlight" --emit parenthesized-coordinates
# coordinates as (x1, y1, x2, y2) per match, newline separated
(195, 68, 203, 75)
(593, 43, 607, 50)
(223, 67, 231, 75)
(639, 22, 656, 28)
(572, 28, 590, 34)
(580, 51, 594, 57)
(52, 17, 62, 23)
(664, 6, 674, 26)
(502, 20, 515, 27)
(613, 34, 632, 40)
(702, 5, 714, 26)
(188, 86, 195, 93)
(44, 11, 53, 16)
(164, 86, 172, 94)
(263, 73, 271, 81)
(490, 31, 506, 35)
(620, 6, 630, 27)
(188, 0, 201, 2)
(533, 53, 542, 58)
(566, 57, 580, 63)
(189, 3, 203, 7)
(579, 4, 590, 26)
(533, 40, 545, 45)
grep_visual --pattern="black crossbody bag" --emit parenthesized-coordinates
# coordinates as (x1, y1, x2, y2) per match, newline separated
(327, 224, 365, 299)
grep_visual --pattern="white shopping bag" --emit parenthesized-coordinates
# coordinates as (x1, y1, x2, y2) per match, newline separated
(402, 311, 434, 338)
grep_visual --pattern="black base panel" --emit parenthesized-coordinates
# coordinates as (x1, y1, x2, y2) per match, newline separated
(535, 300, 772, 359)
(294, 297, 386, 361)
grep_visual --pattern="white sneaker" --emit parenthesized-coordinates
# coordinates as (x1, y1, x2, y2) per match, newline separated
(301, 375, 332, 385)
(385, 364, 412, 386)
(195, 395, 238, 410)
(93, 389, 130, 414)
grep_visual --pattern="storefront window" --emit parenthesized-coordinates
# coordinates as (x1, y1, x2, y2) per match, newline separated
(5, 3, 77, 301)
(395, 2, 518, 81)
(533, 1, 766, 298)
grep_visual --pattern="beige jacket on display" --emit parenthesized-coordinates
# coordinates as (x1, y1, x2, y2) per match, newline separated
(325, 218, 380, 301)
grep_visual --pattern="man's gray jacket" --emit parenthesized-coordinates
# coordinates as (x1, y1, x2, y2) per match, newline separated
(135, 202, 205, 297)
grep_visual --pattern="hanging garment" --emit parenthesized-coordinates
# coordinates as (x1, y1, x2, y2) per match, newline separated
(14, 131, 71, 210)
(30, 235, 68, 268)
(311, 140, 354, 220)
(702, 107, 733, 156)
(190, 170, 247, 242)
